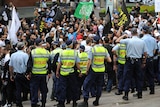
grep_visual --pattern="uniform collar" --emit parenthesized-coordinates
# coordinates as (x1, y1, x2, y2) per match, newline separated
(55, 47, 61, 50)
(132, 36, 139, 38)
(17, 50, 24, 52)
(143, 34, 151, 37)
(66, 48, 72, 50)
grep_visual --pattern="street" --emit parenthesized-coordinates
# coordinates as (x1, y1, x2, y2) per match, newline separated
(13, 78, 160, 107)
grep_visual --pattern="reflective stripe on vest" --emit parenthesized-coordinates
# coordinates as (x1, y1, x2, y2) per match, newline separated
(78, 52, 88, 74)
(117, 44, 126, 65)
(32, 48, 49, 74)
(91, 46, 106, 72)
(60, 49, 76, 76)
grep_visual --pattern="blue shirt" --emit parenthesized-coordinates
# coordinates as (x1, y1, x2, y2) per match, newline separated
(68, 32, 77, 40)
(88, 44, 110, 60)
(120, 36, 147, 58)
(158, 41, 160, 53)
(141, 34, 157, 57)
(9, 50, 29, 73)
(112, 44, 120, 51)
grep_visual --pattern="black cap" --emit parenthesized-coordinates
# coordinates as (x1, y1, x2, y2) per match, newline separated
(66, 40, 73, 46)
(61, 43, 66, 49)
(35, 38, 42, 45)
(5, 39, 10, 45)
(93, 36, 100, 43)
(79, 45, 85, 50)
(142, 25, 150, 31)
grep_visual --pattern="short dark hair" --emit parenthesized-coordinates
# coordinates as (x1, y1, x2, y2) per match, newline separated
(86, 39, 92, 45)
(131, 28, 138, 35)
(104, 37, 109, 43)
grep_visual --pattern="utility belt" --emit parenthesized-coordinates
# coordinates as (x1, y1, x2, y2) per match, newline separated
(146, 56, 154, 62)
(147, 56, 153, 59)
(14, 72, 26, 76)
(126, 57, 142, 64)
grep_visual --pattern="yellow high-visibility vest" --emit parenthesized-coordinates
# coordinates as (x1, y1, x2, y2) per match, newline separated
(91, 45, 107, 72)
(117, 43, 126, 65)
(50, 48, 62, 63)
(32, 47, 50, 74)
(78, 52, 88, 74)
(60, 49, 77, 76)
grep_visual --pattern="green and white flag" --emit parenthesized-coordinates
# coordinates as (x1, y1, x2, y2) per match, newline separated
(74, 0, 94, 19)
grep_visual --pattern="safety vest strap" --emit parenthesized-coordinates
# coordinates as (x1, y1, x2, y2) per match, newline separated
(92, 46, 106, 56)
(32, 48, 49, 74)
(60, 49, 76, 76)
(91, 46, 106, 72)
(117, 43, 126, 64)
(78, 52, 88, 74)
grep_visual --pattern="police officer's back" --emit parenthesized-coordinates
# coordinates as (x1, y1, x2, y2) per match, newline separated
(78, 36, 111, 107)
(9, 42, 29, 107)
(141, 25, 158, 94)
(27, 38, 50, 107)
(117, 28, 147, 100)
(56, 40, 81, 107)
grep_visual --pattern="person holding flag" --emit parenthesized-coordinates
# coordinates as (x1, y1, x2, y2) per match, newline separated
(118, 0, 130, 29)
(8, 6, 21, 45)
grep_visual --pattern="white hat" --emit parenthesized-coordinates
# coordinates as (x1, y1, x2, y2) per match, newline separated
(58, 27, 63, 30)
(154, 32, 160, 37)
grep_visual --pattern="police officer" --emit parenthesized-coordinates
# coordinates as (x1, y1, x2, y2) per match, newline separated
(141, 25, 158, 94)
(56, 40, 80, 107)
(116, 28, 147, 100)
(77, 45, 88, 100)
(50, 41, 62, 101)
(9, 42, 29, 107)
(112, 41, 126, 95)
(27, 38, 51, 107)
(78, 36, 111, 107)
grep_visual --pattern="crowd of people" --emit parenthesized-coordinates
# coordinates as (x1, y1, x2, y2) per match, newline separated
(0, 1, 160, 107)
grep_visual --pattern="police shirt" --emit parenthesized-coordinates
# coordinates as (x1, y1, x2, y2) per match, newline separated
(120, 36, 147, 58)
(141, 34, 158, 57)
(9, 50, 29, 73)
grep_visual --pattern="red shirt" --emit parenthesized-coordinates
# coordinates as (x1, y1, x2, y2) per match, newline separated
(76, 33, 83, 40)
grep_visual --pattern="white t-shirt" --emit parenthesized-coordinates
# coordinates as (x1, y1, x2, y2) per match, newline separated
(85, 45, 92, 54)
(98, 24, 104, 37)
(4, 53, 10, 64)
(81, 40, 86, 46)
(0, 40, 5, 47)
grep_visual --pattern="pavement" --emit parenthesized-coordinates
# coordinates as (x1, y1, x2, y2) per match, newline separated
(9, 78, 160, 107)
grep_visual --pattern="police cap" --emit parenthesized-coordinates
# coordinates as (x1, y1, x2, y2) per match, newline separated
(66, 40, 73, 46)
(93, 36, 100, 43)
(79, 45, 85, 50)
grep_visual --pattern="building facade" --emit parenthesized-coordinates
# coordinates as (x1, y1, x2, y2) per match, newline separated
(4, 0, 51, 7)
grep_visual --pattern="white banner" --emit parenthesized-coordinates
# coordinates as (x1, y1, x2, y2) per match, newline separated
(129, 0, 141, 2)
(155, 0, 160, 12)
(8, 7, 21, 45)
